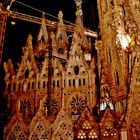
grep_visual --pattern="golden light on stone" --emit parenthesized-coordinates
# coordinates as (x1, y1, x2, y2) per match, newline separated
(58, 11, 63, 20)
(1, 0, 140, 139)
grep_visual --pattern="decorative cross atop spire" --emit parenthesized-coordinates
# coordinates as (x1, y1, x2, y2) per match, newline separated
(74, 0, 83, 16)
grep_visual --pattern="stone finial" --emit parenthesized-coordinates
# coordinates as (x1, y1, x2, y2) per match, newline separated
(58, 11, 63, 20)
(74, 0, 83, 16)
(41, 13, 46, 21)
(0, 3, 2, 9)
(74, 0, 82, 9)
(27, 34, 33, 46)
(76, 10, 81, 17)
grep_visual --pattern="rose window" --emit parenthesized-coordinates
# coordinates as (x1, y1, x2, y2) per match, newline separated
(70, 95, 86, 114)
(82, 120, 91, 129)
(20, 100, 31, 113)
(88, 130, 98, 139)
(44, 99, 58, 115)
(77, 130, 86, 139)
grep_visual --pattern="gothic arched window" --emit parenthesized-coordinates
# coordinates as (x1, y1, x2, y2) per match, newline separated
(25, 69, 29, 79)
(74, 65, 79, 75)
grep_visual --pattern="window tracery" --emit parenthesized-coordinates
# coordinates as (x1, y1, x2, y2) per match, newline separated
(88, 130, 98, 139)
(103, 130, 109, 137)
(102, 129, 117, 137)
(82, 120, 91, 129)
(8, 125, 26, 140)
(44, 98, 58, 115)
(14, 124, 21, 132)
(105, 122, 113, 130)
(36, 123, 44, 132)
(30, 132, 39, 140)
(102, 122, 117, 137)
(20, 100, 31, 117)
(8, 132, 16, 140)
(40, 132, 49, 140)
(110, 130, 117, 137)
(77, 130, 86, 139)
(59, 122, 67, 131)
(70, 95, 87, 114)
(18, 132, 26, 140)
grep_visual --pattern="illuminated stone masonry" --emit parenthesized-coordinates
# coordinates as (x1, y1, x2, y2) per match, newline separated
(2, 0, 140, 139)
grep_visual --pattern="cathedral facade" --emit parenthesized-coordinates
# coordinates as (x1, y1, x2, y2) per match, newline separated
(2, 0, 140, 139)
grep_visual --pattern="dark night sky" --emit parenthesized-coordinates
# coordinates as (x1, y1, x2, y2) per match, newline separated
(1, 0, 98, 66)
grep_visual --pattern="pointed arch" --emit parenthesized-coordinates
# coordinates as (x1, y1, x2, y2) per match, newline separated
(74, 107, 99, 139)
(5, 112, 28, 140)
(52, 109, 74, 140)
(29, 110, 51, 140)
(16, 34, 38, 80)
(100, 108, 118, 139)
